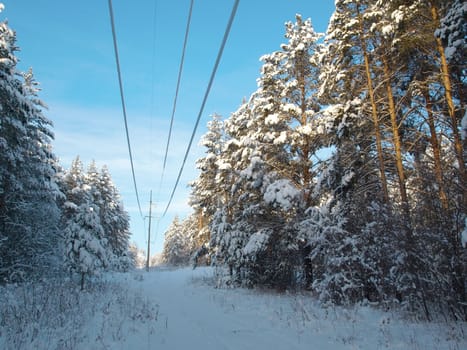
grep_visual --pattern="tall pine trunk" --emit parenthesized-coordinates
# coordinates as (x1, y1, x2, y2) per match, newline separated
(382, 56, 410, 222)
(430, 3, 466, 208)
(80, 272, 85, 291)
(299, 69, 312, 206)
(358, 10, 389, 204)
(423, 87, 449, 211)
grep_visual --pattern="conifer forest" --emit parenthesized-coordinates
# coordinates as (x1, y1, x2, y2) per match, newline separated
(167, 0, 467, 321)
(0, 13, 133, 289)
(0, 0, 466, 335)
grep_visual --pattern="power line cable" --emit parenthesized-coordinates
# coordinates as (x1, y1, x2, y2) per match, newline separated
(149, 0, 159, 118)
(162, 0, 194, 175)
(156, 0, 194, 201)
(149, 0, 158, 171)
(162, 0, 240, 218)
(107, 0, 144, 218)
(153, 0, 194, 252)
(147, 0, 158, 254)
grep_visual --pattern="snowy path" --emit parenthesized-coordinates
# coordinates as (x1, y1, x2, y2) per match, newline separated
(127, 267, 316, 350)
(113, 267, 466, 350)
(2, 267, 465, 349)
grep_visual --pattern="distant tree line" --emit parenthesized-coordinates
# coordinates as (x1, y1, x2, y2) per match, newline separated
(0, 6, 133, 289)
(163, 0, 466, 320)
(161, 214, 210, 267)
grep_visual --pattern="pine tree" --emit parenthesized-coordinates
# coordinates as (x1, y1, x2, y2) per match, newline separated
(64, 202, 108, 290)
(366, 0, 467, 318)
(191, 1, 466, 317)
(312, 0, 466, 316)
(0, 8, 60, 282)
(320, 0, 392, 204)
(162, 216, 192, 266)
(60, 158, 108, 289)
(208, 101, 255, 279)
(208, 15, 325, 288)
(92, 164, 132, 270)
(189, 113, 225, 257)
(128, 242, 146, 268)
(255, 14, 323, 204)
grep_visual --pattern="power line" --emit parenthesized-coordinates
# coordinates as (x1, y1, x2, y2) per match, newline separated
(149, 0, 158, 178)
(147, 1, 158, 257)
(163, 0, 194, 175)
(162, 0, 240, 218)
(149, 0, 159, 118)
(157, 0, 194, 201)
(107, 0, 144, 218)
(153, 0, 194, 253)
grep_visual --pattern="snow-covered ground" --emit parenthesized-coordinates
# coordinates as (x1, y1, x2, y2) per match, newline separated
(1, 267, 465, 349)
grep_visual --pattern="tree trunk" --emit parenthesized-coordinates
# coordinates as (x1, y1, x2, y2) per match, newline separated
(80, 272, 85, 291)
(358, 11, 389, 204)
(423, 88, 449, 211)
(430, 3, 466, 207)
(299, 69, 312, 206)
(382, 56, 411, 223)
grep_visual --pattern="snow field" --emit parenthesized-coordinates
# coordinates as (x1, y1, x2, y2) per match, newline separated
(1, 267, 465, 349)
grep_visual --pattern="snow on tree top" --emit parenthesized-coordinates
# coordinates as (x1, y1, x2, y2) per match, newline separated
(273, 131, 287, 145)
(391, 8, 405, 24)
(295, 43, 305, 51)
(282, 103, 301, 114)
(265, 113, 280, 125)
(297, 124, 313, 136)
(243, 229, 270, 256)
(263, 179, 300, 211)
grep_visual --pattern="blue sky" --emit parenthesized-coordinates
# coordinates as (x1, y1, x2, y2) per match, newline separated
(3, 0, 335, 254)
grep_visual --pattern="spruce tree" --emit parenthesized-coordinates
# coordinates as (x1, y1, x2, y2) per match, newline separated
(208, 15, 325, 288)
(162, 216, 191, 266)
(60, 158, 109, 289)
(189, 113, 225, 252)
(0, 7, 60, 282)
(98, 166, 132, 269)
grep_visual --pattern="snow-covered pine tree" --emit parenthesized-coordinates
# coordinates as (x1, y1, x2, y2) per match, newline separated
(162, 216, 192, 266)
(303, 96, 394, 304)
(305, 0, 402, 304)
(254, 14, 323, 204)
(360, 0, 467, 318)
(59, 157, 86, 235)
(128, 242, 146, 268)
(181, 214, 201, 264)
(190, 114, 225, 216)
(245, 15, 326, 288)
(64, 202, 108, 290)
(209, 101, 255, 281)
(209, 15, 325, 288)
(60, 158, 109, 289)
(0, 6, 60, 282)
(189, 113, 225, 260)
(93, 164, 132, 270)
(319, 0, 391, 204)
(312, 0, 466, 317)
(430, 0, 466, 199)
(436, 0, 466, 65)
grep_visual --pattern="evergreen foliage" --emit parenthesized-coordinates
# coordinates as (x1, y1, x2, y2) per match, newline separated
(59, 157, 133, 288)
(162, 216, 193, 266)
(161, 212, 212, 267)
(0, 8, 61, 282)
(186, 5, 466, 320)
(0, 5, 133, 287)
